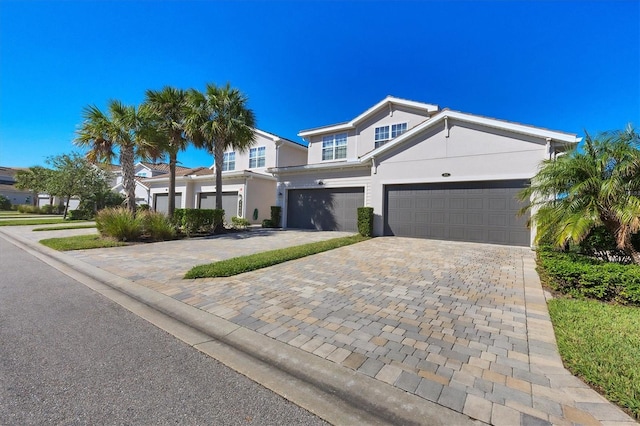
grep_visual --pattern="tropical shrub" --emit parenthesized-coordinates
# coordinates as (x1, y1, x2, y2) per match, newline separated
(0, 195, 11, 210)
(231, 216, 250, 229)
(139, 210, 175, 241)
(357, 207, 374, 237)
(95, 207, 142, 241)
(68, 209, 92, 221)
(261, 219, 274, 228)
(537, 248, 640, 305)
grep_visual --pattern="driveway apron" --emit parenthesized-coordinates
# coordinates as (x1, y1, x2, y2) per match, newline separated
(4, 225, 635, 425)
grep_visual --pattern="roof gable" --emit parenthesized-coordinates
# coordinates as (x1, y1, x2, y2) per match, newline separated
(360, 109, 581, 162)
(298, 96, 439, 138)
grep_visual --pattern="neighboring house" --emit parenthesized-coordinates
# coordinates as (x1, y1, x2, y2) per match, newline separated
(269, 96, 581, 247)
(110, 162, 193, 206)
(143, 129, 307, 223)
(0, 167, 32, 205)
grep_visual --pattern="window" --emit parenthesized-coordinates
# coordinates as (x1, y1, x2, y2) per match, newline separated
(249, 146, 266, 168)
(321, 133, 347, 161)
(374, 122, 408, 148)
(392, 123, 407, 138)
(222, 152, 235, 171)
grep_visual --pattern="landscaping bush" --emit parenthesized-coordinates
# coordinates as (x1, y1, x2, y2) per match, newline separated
(95, 207, 142, 241)
(575, 226, 639, 264)
(0, 195, 11, 210)
(139, 211, 175, 241)
(231, 216, 250, 229)
(270, 206, 281, 228)
(68, 209, 92, 221)
(40, 204, 54, 214)
(261, 219, 274, 228)
(357, 207, 374, 237)
(137, 204, 151, 211)
(17, 204, 41, 214)
(537, 248, 640, 305)
(174, 208, 224, 236)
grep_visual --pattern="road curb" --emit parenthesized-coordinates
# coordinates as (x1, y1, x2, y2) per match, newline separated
(0, 228, 482, 426)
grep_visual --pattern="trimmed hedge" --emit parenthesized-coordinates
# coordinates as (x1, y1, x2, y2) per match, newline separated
(270, 206, 281, 228)
(174, 208, 224, 236)
(357, 207, 374, 237)
(537, 248, 640, 305)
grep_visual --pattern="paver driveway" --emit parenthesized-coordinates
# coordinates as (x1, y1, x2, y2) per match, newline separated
(3, 225, 633, 425)
(66, 234, 634, 425)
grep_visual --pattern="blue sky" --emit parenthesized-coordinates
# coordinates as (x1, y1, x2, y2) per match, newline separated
(1, 0, 638, 168)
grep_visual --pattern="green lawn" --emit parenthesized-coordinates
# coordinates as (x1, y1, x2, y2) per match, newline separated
(185, 234, 369, 278)
(32, 223, 96, 231)
(548, 298, 640, 419)
(40, 234, 125, 251)
(0, 218, 68, 226)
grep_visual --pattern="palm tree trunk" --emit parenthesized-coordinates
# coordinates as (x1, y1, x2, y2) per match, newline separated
(120, 143, 137, 213)
(168, 151, 177, 218)
(214, 142, 224, 211)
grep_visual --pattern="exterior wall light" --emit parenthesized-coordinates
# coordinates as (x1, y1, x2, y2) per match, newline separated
(442, 173, 451, 177)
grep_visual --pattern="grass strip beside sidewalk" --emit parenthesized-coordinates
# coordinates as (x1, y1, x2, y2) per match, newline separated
(548, 298, 640, 419)
(185, 234, 369, 279)
(33, 223, 96, 231)
(40, 234, 125, 251)
(0, 218, 67, 226)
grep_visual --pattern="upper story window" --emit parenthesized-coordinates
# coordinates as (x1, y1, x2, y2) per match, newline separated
(249, 146, 266, 168)
(222, 152, 235, 171)
(322, 133, 347, 161)
(374, 122, 408, 148)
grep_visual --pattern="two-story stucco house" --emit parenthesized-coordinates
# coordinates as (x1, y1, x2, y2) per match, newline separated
(143, 129, 307, 223)
(269, 96, 581, 247)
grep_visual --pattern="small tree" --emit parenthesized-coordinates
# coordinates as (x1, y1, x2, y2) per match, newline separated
(14, 166, 54, 207)
(46, 152, 113, 219)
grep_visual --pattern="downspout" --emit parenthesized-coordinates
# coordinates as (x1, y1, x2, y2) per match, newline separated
(444, 116, 450, 138)
(372, 156, 378, 175)
(545, 138, 553, 160)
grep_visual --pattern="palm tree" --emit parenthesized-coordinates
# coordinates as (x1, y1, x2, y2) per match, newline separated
(75, 100, 150, 213)
(143, 86, 191, 218)
(186, 83, 256, 211)
(519, 124, 640, 264)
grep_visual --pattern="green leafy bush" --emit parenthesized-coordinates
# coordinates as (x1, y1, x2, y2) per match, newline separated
(537, 248, 640, 305)
(357, 207, 374, 237)
(231, 216, 250, 229)
(137, 204, 151, 211)
(139, 211, 175, 241)
(174, 208, 224, 236)
(270, 206, 281, 228)
(0, 195, 11, 210)
(40, 204, 54, 214)
(17, 204, 41, 214)
(68, 209, 92, 221)
(95, 207, 142, 241)
(261, 219, 274, 228)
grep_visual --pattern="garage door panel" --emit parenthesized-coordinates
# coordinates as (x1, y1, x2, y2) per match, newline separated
(385, 180, 530, 246)
(287, 188, 364, 232)
(154, 193, 182, 214)
(198, 192, 239, 219)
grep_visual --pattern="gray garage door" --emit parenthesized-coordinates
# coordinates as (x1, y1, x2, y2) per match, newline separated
(287, 188, 364, 232)
(154, 193, 182, 214)
(385, 180, 530, 246)
(198, 192, 239, 219)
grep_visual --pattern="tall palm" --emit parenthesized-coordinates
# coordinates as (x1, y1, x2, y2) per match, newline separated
(75, 100, 150, 213)
(186, 83, 256, 211)
(519, 124, 640, 264)
(143, 86, 191, 218)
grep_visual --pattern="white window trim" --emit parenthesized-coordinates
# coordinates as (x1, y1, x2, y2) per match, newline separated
(249, 146, 266, 168)
(321, 133, 347, 161)
(374, 122, 408, 148)
(222, 151, 235, 171)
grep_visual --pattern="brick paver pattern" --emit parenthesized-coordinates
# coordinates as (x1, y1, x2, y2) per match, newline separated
(7, 225, 633, 426)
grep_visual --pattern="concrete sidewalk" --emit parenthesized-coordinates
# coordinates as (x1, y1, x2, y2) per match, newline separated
(1, 225, 636, 425)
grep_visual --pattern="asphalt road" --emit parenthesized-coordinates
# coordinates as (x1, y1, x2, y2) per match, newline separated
(0, 236, 327, 425)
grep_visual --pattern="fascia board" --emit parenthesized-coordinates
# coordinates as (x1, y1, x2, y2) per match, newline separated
(268, 160, 369, 175)
(444, 111, 581, 143)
